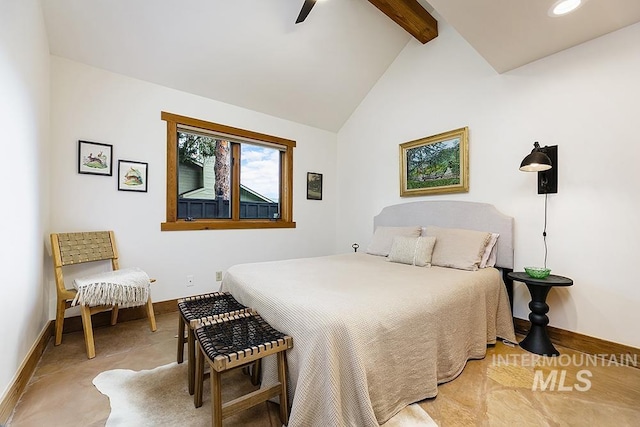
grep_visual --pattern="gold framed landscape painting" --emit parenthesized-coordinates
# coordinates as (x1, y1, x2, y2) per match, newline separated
(399, 127, 469, 197)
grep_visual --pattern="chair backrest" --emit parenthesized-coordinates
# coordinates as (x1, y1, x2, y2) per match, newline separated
(51, 231, 119, 294)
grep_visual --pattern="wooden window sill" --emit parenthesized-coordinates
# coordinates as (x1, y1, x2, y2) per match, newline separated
(161, 220, 296, 231)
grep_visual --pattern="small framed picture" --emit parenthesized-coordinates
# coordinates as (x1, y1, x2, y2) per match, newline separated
(78, 140, 113, 176)
(118, 160, 148, 192)
(307, 172, 323, 200)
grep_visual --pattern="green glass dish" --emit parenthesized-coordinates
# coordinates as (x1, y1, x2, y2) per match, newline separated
(524, 267, 551, 279)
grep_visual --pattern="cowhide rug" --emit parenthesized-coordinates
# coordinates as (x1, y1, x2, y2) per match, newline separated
(93, 362, 438, 426)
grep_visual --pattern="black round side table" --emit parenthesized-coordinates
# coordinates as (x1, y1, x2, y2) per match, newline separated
(507, 271, 573, 357)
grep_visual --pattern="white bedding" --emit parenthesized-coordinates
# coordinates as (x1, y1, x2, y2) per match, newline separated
(221, 253, 516, 427)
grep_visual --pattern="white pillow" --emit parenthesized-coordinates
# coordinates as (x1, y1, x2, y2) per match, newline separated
(366, 226, 421, 256)
(424, 226, 492, 271)
(479, 233, 499, 268)
(388, 236, 437, 267)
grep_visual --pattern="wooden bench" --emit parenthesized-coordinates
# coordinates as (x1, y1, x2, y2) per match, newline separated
(194, 312, 292, 426)
(177, 292, 252, 396)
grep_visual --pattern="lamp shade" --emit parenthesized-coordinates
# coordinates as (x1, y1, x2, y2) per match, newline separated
(520, 142, 552, 172)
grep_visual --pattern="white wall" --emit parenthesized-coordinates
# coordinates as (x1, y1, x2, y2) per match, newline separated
(0, 0, 50, 399)
(3, 6, 637, 405)
(337, 20, 640, 348)
(49, 57, 337, 308)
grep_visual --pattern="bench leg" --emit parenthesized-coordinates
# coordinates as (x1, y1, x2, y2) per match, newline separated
(177, 315, 186, 364)
(212, 369, 223, 427)
(251, 359, 262, 386)
(277, 351, 290, 426)
(194, 341, 205, 407)
(188, 328, 196, 395)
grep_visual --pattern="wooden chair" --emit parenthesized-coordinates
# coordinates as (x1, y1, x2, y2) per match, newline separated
(50, 231, 157, 359)
(194, 312, 292, 426)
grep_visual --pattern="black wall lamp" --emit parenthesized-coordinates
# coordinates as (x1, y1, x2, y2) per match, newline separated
(519, 142, 558, 194)
(520, 141, 558, 270)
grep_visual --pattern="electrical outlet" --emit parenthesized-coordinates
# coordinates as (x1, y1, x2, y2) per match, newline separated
(215, 271, 223, 281)
(186, 275, 194, 287)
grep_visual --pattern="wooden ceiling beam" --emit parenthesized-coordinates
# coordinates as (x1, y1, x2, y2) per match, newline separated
(367, 0, 438, 44)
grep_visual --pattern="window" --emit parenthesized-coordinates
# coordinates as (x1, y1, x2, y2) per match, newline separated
(161, 112, 296, 231)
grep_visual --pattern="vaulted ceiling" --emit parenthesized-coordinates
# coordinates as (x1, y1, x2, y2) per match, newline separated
(41, 0, 640, 132)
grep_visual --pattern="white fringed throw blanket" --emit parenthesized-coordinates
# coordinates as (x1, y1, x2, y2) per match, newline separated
(73, 267, 150, 308)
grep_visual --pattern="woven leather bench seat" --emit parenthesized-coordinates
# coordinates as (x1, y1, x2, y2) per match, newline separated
(194, 312, 293, 426)
(177, 292, 252, 396)
(178, 292, 248, 325)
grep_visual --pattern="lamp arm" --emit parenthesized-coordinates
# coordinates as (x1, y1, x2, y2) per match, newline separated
(543, 193, 548, 269)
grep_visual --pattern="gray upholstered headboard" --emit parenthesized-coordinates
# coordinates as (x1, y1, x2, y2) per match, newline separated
(373, 201, 514, 269)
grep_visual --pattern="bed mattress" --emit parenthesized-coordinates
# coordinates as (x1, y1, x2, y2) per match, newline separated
(221, 253, 515, 426)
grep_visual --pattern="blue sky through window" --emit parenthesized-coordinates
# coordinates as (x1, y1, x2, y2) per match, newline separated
(240, 144, 280, 202)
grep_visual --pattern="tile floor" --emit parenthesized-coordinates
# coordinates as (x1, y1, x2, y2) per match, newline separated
(7, 311, 640, 426)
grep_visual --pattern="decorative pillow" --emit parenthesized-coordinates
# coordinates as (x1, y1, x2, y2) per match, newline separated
(424, 226, 492, 271)
(480, 233, 500, 268)
(388, 236, 437, 267)
(366, 226, 421, 256)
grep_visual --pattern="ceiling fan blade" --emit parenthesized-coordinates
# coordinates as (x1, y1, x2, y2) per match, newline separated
(295, 0, 317, 24)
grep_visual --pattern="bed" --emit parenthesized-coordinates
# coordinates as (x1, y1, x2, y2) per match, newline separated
(221, 201, 516, 427)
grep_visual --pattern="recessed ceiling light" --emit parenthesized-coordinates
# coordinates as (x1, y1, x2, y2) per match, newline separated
(549, 0, 583, 17)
